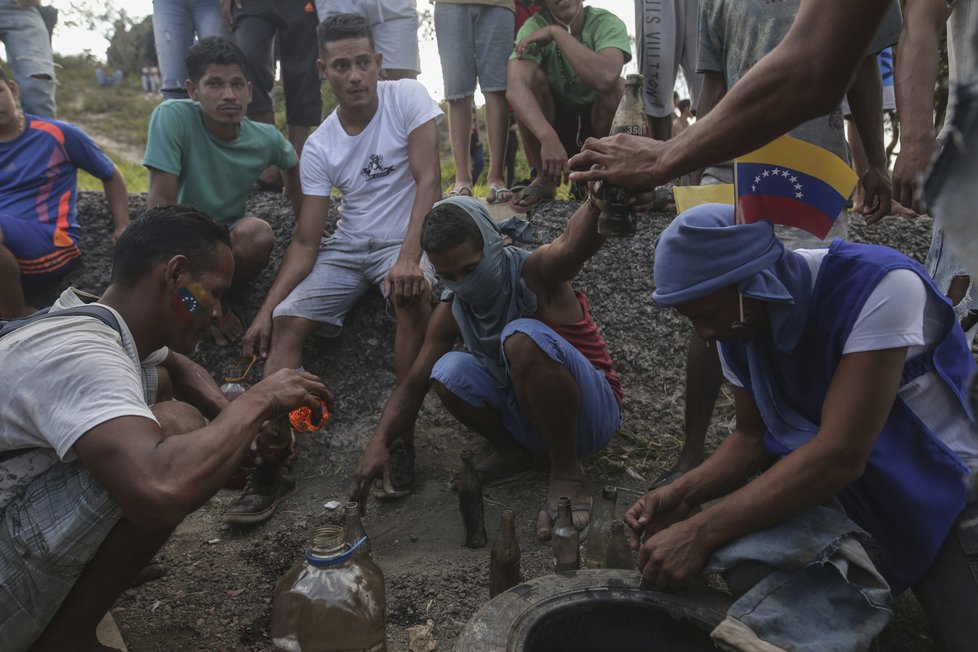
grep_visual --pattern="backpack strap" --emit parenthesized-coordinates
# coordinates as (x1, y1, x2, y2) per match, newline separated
(0, 305, 122, 340)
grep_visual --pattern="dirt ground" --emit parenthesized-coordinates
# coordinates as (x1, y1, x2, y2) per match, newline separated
(38, 192, 941, 651)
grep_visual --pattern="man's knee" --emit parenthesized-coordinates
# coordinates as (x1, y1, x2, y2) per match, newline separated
(230, 218, 275, 264)
(269, 314, 320, 349)
(502, 329, 548, 373)
(156, 365, 173, 402)
(152, 400, 206, 438)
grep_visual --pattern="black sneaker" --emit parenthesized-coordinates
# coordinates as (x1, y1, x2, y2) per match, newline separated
(222, 474, 296, 525)
(371, 439, 415, 500)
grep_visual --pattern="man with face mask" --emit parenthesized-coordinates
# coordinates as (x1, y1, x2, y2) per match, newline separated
(351, 195, 622, 541)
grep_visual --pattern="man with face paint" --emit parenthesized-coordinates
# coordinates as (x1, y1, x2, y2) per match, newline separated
(0, 204, 330, 651)
(351, 195, 622, 541)
(626, 203, 978, 650)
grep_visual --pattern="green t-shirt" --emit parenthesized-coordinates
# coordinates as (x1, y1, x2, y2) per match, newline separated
(510, 6, 631, 108)
(143, 100, 297, 223)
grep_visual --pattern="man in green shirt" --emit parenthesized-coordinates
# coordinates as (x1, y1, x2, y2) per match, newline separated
(144, 37, 302, 340)
(506, 0, 630, 211)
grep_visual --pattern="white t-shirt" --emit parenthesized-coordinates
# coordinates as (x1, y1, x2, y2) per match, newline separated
(300, 79, 443, 242)
(0, 289, 162, 507)
(719, 249, 978, 463)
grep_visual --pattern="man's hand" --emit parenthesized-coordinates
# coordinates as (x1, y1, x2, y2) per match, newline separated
(350, 436, 392, 514)
(854, 165, 893, 225)
(540, 134, 570, 186)
(249, 368, 333, 419)
(569, 135, 663, 191)
(384, 258, 427, 307)
(637, 520, 712, 591)
(623, 485, 692, 550)
(892, 138, 936, 214)
(219, 0, 242, 29)
(242, 310, 273, 360)
(514, 26, 558, 58)
(111, 222, 128, 246)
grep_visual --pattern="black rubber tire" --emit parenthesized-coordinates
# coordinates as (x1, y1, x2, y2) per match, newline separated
(454, 569, 732, 652)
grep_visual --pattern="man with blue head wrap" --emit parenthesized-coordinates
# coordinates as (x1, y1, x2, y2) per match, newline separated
(351, 196, 622, 540)
(626, 203, 978, 650)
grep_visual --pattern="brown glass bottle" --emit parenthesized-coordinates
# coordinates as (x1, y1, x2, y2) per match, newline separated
(599, 73, 646, 237)
(489, 509, 521, 597)
(552, 496, 580, 572)
(604, 520, 636, 570)
(345, 501, 370, 559)
(458, 450, 488, 548)
(270, 525, 387, 651)
(585, 485, 618, 569)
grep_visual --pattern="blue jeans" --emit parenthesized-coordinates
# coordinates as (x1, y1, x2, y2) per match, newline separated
(152, 0, 232, 99)
(0, 0, 56, 117)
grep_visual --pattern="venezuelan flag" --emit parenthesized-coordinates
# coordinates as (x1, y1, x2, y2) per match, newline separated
(734, 135, 857, 239)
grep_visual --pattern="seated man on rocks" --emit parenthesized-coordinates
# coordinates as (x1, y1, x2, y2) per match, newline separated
(506, 0, 629, 211)
(144, 36, 302, 341)
(230, 13, 442, 525)
(0, 61, 130, 318)
(0, 204, 328, 652)
(351, 195, 623, 540)
(628, 203, 978, 651)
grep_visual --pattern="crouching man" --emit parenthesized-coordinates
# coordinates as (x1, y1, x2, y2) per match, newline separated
(351, 195, 622, 540)
(0, 205, 329, 651)
(629, 203, 978, 651)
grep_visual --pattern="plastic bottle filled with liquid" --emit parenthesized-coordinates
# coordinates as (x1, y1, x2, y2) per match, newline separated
(270, 525, 387, 651)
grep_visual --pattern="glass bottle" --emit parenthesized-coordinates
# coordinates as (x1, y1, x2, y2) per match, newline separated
(458, 450, 488, 548)
(345, 501, 370, 559)
(585, 485, 618, 569)
(489, 509, 521, 597)
(270, 525, 387, 651)
(219, 354, 257, 401)
(604, 520, 636, 570)
(599, 73, 646, 237)
(552, 496, 580, 572)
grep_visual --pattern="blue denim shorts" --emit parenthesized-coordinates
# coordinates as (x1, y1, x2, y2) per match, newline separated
(272, 234, 436, 337)
(434, 3, 514, 99)
(430, 318, 621, 454)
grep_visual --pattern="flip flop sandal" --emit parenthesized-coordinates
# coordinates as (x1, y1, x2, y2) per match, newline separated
(487, 186, 514, 204)
(211, 303, 244, 347)
(443, 186, 473, 199)
(509, 183, 555, 213)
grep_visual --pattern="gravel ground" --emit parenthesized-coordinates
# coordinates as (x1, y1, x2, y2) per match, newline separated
(30, 192, 939, 651)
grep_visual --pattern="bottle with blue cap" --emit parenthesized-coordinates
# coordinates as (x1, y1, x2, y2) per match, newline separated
(270, 523, 386, 651)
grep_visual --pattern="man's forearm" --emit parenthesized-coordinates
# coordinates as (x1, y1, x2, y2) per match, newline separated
(103, 170, 131, 232)
(507, 72, 559, 144)
(398, 179, 440, 265)
(167, 353, 230, 420)
(649, 0, 891, 181)
(894, 0, 947, 151)
(847, 55, 886, 168)
(551, 31, 622, 93)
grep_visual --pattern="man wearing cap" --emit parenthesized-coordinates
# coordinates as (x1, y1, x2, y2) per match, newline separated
(626, 203, 978, 650)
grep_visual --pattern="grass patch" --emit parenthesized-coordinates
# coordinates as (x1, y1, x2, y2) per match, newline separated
(77, 150, 149, 193)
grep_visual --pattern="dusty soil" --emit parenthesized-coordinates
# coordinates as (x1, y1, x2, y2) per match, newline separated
(38, 192, 940, 651)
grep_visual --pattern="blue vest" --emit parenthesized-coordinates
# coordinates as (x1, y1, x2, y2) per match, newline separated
(721, 240, 974, 593)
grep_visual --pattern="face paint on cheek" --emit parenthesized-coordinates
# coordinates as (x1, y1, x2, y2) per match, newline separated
(172, 286, 204, 325)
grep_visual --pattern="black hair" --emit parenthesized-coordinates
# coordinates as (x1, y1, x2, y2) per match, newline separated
(678, 98, 691, 112)
(110, 204, 231, 287)
(185, 37, 249, 84)
(317, 13, 375, 55)
(420, 204, 484, 254)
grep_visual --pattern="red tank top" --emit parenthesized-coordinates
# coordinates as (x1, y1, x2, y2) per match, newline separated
(537, 290, 623, 406)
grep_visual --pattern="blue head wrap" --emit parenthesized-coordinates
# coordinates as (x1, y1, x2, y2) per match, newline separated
(652, 203, 812, 352)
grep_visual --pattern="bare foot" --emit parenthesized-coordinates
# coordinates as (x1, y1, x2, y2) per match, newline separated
(536, 472, 592, 542)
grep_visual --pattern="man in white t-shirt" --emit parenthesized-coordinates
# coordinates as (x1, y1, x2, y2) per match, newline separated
(627, 203, 978, 650)
(234, 13, 442, 524)
(0, 204, 329, 651)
